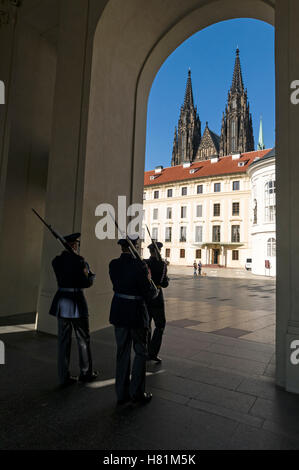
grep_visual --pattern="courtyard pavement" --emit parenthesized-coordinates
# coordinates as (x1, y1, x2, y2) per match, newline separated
(2, 273, 299, 450)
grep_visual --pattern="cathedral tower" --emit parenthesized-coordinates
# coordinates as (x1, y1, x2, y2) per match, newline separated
(219, 49, 254, 156)
(171, 70, 201, 166)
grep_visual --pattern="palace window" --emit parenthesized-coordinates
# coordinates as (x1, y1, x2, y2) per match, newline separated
(231, 225, 240, 243)
(214, 182, 221, 192)
(196, 205, 202, 217)
(213, 203, 220, 217)
(180, 249, 185, 258)
(232, 250, 239, 260)
(267, 238, 276, 257)
(153, 208, 158, 220)
(197, 184, 203, 194)
(232, 202, 240, 216)
(181, 186, 187, 196)
(165, 248, 170, 258)
(167, 188, 173, 198)
(180, 226, 187, 242)
(181, 206, 187, 218)
(165, 227, 172, 242)
(265, 180, 276, 222)
(196, 249, 201, 258)
(166, 207, 172, 219)
(232, 180, 240, 191)
(154, 190, 159, 199)
(212, 225, 220, 242)
(253, 199, 257, 224)
(195, 226, 203, 243)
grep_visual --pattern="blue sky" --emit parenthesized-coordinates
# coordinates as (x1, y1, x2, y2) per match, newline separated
(145, 19, 275, 171)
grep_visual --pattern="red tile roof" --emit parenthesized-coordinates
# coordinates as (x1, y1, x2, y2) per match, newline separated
(144, 150, 271, 187)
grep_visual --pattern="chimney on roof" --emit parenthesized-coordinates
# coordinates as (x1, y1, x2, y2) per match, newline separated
(232, 153, 241, 160)
(155, 165, 163, 174)
(182, 161, 191, 168)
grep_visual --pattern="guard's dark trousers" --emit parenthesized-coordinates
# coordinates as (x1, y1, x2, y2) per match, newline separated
(57, 317, 92, 384)
(148, 307, 166, 358)
(114, 327, 148, 401)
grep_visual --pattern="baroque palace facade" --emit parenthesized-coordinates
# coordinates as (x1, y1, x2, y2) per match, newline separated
(142, 149, 270, 267)
(142, 49, 275, 270)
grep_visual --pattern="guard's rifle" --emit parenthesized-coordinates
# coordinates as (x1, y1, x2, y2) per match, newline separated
(145, 224, 168, 287)
(32, 208, 95, 276)
(109, 211, 158, 292)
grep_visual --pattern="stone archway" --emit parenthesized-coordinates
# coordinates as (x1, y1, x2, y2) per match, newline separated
(82, 0, 274, 327)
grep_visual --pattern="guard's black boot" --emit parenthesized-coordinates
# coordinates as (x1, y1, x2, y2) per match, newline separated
(132, 392, 153, 405)
(79, 370, 99, 383)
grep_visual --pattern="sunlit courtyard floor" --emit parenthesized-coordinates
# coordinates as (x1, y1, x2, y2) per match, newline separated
(2, 273, 299, 450)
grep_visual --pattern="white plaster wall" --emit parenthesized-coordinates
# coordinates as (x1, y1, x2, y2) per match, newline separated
(248, 157, 276, 277)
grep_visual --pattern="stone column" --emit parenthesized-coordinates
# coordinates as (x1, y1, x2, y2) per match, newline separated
(36, 0, 92, 334)
(276, 0, 299, 393)
(0, 3, 57, 317)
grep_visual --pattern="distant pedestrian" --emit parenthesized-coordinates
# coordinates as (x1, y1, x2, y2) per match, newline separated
(193, 260, 197, 276)
(198, 260, 202, 276)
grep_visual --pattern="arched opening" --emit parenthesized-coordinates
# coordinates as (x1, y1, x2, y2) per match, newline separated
(82, 0, 274, 324)
(142, 17, 276, 404)
(80, 1, 274, 336)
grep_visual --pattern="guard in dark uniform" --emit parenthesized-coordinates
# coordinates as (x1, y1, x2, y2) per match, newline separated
(49, 233, 98, 387)
(145, 242, 169, 363)
(109, 236, 158, 405)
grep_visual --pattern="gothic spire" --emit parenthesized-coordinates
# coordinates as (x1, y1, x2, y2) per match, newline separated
(171, 69, 201, 166)
(230, 48, 244, 93)
(257, 116, 265, 150)
(219, 49, 254, 156)
(183, 69, 194, 109)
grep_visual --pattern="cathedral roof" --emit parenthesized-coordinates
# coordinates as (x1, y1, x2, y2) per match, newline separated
(145, 149, 270, 186)
(197, 122, 220, 155)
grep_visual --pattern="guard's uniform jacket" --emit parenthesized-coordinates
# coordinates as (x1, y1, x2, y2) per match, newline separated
(49, 250, 95, 318)
(109, 253, 157, 327)
(145, 257, 169, 313)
